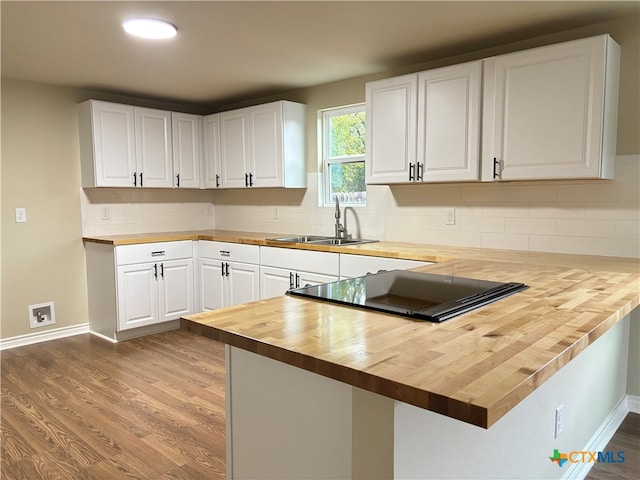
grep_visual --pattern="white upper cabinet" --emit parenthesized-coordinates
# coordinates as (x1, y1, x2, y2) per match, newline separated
(220, 108, 251, 188)
(417, 61, 482, 182)
(134, 107, 173, 188)
(79, 100, 136, 187)
(220, 100, 306, 188)
(482, 34, 620, 181)
(365, 74, 417, 184)
(79, 100, 174, 188)
(365, 34, 620, 185)
(202, 113, 222, 188)
(171, 112, 202, 188)
(366, 61, 482, 184)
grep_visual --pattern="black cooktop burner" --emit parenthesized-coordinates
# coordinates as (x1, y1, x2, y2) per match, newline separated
(287, 269, 528, 322)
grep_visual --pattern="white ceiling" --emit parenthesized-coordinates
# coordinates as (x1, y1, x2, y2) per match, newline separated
(2, 1, 638, 107)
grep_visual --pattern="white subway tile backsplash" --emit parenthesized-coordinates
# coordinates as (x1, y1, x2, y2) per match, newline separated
(529, 235, 585, 255)
(481, 233, 529, 251)
(81, 156, 638, 258)
(530, 204, 586, 219)
(460, 216, 505, 233)
(615, 221, 640, 239)
(505, 185, 559, 203)
(557, 182, 618, 203)
(556, 219, 617, 238)
(505, 218, 556, 235)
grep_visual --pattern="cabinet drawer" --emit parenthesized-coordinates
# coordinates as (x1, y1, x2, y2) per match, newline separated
(116, 241, 193, 266)
(199, 241, 260, 263)
(340, 254, 430, 278)
(260, 246, 339, 276)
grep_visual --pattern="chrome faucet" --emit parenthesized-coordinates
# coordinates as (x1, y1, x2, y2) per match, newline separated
(334, 195, 346, 239)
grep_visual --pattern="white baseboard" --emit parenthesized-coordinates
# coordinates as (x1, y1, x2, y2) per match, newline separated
(562, 395, 630, 480)
(0, 323, 89, 350)
(89, 330, 117, 343)
(627, 394, 640, 414)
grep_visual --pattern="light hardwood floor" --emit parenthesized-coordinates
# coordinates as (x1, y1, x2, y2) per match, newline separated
(1, 330, 638, 479)
(1, 331, 226, 479)
(585, 412, 640, 480)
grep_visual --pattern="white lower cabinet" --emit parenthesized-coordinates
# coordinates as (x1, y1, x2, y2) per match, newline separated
(85, 240, 194, 341)
(260, 247, 339, 299)
(339, 254, 431, 279)
(197, 241, 260, 311)
(117, 257, 193, 330)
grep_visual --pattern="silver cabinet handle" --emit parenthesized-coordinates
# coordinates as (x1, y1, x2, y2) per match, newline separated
(151, 251, 166, 257)
(220, 250, 230, 257)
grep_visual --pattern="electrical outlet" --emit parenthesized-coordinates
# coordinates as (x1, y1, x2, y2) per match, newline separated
(101, 207, 110, 220)
(15, 207, 27, 223)
(554, 405, 564, 438)
(445, 208, 455, 225)
(206, 205, 213, 216)
(273, 207, 279, 219)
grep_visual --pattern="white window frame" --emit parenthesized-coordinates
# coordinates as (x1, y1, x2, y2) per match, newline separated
(320, 103, 366, 206)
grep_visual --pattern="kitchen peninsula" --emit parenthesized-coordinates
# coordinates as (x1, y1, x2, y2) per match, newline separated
(173, 233, 638, 479)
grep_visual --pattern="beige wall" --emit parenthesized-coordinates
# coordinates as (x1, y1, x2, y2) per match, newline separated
(1, 80, 89, 339)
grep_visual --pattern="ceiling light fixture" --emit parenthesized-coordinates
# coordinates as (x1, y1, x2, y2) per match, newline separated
(122, 18, 177, 39)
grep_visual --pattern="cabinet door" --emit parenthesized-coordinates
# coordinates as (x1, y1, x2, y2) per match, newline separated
(90, 101, 136, 187)
(117, 263, 158, 331)
(172, 112, 202, 188)
(198, 258, 225, 311)
(296, 271, 338, 289)
(220, 109, 251, 188)
(417, 61, 482, 182)
(365, 74, 417, 184)
(228, 262, 260, 306)
(260, 266, 294, 300)
(203, 114, 222, 188)
(158, 259, 194, 322)
(249, 102, 283, 187)
(135, 107, 173, 188)
(483, 35, 616, 180)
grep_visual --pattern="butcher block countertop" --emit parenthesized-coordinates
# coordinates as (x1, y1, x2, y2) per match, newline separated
(84, 230, 639, 428)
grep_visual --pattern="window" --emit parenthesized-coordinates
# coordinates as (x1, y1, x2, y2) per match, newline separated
(321, 104, 366, 205)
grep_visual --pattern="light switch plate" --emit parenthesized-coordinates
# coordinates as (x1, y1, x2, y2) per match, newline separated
(15, 207, 27, 223)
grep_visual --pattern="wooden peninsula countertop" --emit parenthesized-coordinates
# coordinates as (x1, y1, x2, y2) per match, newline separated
(84, 230, 640, 428)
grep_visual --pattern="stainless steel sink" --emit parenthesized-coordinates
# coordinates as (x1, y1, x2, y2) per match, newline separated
(268, 235, 377, 246)
(307, 238, 377, 246)
(268, 235, 332, 243)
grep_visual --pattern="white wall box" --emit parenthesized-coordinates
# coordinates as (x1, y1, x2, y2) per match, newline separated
(196, 241, 260, 311)
(339, 254, 432, 279)
(260, 246, 339, 299)
(172, 112, 202, 188)
(79, 100, 174, 188)
(202, 113, 222, 188)
(482, 34, 620, 181)
(85, 240, 194, 341)
(220, 100, 307, 189)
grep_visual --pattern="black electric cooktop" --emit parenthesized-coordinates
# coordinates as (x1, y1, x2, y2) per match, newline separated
(287, 270, 528, 323)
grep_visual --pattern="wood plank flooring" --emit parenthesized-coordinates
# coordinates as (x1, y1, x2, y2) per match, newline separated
(1, 331, 638, 479)
(586, 412, 640, 480)
(1, 331, 226, 479)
